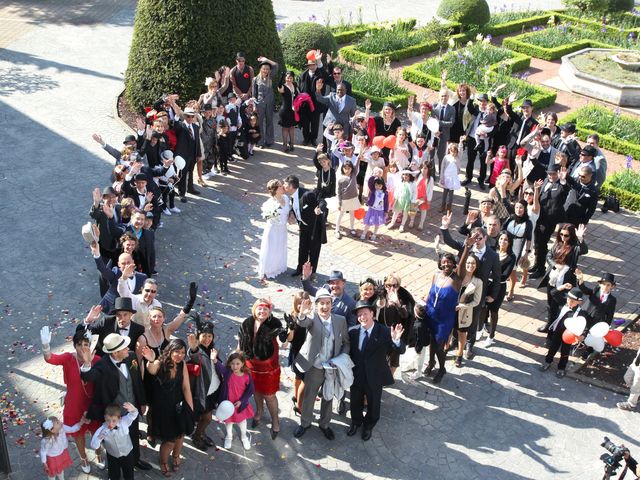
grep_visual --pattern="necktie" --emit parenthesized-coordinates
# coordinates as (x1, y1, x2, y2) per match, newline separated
(439, 106, 444, 121)
(361, 330, 369, 351)
(189, 124, 194, 139)
(600, 294, 605, 303)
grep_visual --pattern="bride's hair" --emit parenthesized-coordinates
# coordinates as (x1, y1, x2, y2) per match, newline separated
(267, 179, 281, 196)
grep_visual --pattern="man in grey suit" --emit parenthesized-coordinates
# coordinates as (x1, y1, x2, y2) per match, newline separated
(315, 81, 357, 139)
(293, 288, 350, 440)
(431, 89, 455, 175)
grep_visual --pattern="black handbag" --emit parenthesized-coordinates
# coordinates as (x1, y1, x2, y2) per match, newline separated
(175, 401, 195, 436)
(601, 194, 620, 213)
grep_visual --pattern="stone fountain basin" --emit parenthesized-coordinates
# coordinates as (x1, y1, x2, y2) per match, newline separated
(559, 48, 640, 107)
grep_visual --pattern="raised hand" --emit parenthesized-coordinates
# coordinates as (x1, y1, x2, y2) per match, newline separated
(85, 305, 103, 325)
(574, 268, 584, 284)
(465, 210, 478, 225)
(135, 117, 146, 131)
(210, 348, 218, 361)
(90, 241, 100, 257)
(40, 326, 52, 347)
(92, 187, 102, 207)
(299, 297, 313, 317)
(123, 402, 137, 413)
(91, 223, 100, 241)
(187, 333, 198, 351)
(121, 262, 135, 279)
(441, 211, 452, 229)
(391, 323, 404, 342)
(316, 78, 324, 91)
(364, 98, 372, 110)
(559, 166, 567, 182)
(183, 282, 198, 314)
(143, 202, 153, 212)
(534, 179, 544, 189)
(140, 345, 156, 362)
(91, 133, 104, 146)
(576, 224, 587, 240)
(314, 49, 322, 60)
(302, 261, 313, 280)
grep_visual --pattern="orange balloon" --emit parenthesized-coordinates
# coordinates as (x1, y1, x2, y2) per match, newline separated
(354, 208, 366, 220)
(383, 135, 397, 149)
(387, 190, 394, 207)
(604, 329, 623, 347)
(373, 135, 385, 149)
(562, 330, 578, 345)
(306, 50, 316, 61)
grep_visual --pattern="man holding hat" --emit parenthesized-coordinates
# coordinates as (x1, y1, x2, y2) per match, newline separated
(81, 297, 145, 357)
(461, 92, 491, 189)
(540, 287, 591, 377)
(122, 170, 162, 230)
(347, 300, 405, 441)
(529, 163, 570, 279)
(569, 144, 599, 184)
(293, 289, 350, 440)
(301, 261, 356, 327)
(557, 123, 581, 164)
(79, 332, 150, 470)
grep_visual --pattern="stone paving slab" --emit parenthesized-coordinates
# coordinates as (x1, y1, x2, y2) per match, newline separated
(0, 2, 638, 480)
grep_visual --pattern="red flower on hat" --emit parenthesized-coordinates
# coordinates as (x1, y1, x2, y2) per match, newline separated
(516, 147, 527, 156)
(243, 73, 249, 79)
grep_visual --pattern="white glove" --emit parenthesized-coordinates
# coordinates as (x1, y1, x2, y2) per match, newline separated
(40, 326, 52, 347)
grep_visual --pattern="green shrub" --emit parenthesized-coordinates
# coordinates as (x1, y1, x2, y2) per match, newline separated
(125, 0, 283, 110)
(601, 170, 640, 211)
(555, 10, 640, 32)
(562, 0, 634, 15)
(437, 0, 491, 29)
(280, 22, 338, 71)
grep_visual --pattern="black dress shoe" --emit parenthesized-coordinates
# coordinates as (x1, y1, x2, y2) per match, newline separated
(478, 182, 486, 191)
(461, 179, 471, 186)
(202, 434, 215, 447)
(529, 271, 543, 280)
(319, 426, 335, 440)
(536, 325, 549, 333)
(346, 424, 360, 437)
(188, 188, 201, 195)
(361, 427, 372, 441)
(290, 269, 302, 277)
(135, 460, 152, 470)
(180, 196, 187, 203)
(270, 429, 279, 440)
(293, 425, 309, 438)
(432, 368, 446, 384)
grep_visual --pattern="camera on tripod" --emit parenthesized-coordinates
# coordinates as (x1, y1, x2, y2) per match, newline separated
(601, 437, 629, 478)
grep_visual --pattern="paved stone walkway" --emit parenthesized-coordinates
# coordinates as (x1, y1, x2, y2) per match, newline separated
(0, 2, 638, 480)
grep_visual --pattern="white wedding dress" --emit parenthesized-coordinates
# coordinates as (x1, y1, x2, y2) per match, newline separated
(257, 195, 290, 279)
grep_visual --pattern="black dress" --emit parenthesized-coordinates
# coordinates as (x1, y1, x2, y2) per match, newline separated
(374, 116, 401, 165)
(278, 84, 299, 128)
(150, 361, 186, 441)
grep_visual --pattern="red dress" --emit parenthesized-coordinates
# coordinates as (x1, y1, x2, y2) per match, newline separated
(46, 352, 101, 435)
(416, 176, 431, 211)
(246, 338, 281, 396)
(224, 373, 255, 424)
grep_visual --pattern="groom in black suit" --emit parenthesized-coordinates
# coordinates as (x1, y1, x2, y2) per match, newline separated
(284, 175, 327, 276)
(347, 300, 405, 441)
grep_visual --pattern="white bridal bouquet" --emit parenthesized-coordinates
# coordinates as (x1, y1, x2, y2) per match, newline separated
(261, 199, 282, 224)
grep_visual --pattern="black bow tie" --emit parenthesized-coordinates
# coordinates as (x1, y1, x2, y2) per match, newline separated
(111, 426, 119, 430)
(115, 361, 125, 367)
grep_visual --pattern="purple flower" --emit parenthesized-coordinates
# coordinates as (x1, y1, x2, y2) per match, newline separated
(276, 22, 285, 32)
(486, 34, 493, 41)
(615, 107, 621, 116)
(460, 59, 467, 65)
(532, 26, 539, 31)
(308, 14, 317, 22)
(629, 32, 637, 40)
(601, 27, 607, 33)
(626, 155, 634, 169)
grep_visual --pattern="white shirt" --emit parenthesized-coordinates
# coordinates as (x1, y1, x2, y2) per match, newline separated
(473, 246, 487, 260)
(117, 279, 162, 328)
(40, 426, 80, 463)
(111, 356, 129, 379)
(291, 189, 302, 223)
(90, 410, 138, 458)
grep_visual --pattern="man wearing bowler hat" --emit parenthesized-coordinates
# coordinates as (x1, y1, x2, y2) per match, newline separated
(347, 300, 405, 441)
(506, 98, 538, 167)
(300, 262, 356, 327)
(81, 297, 145, 357)
(79, 332, 151, 471)
(90, 186, 123, 265)
(556, 123, 581, 164)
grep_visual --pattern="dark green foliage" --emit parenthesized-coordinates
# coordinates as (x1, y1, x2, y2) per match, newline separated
(562, 0, 634, 14)
(125, 0, 284, 110)
(437, 0, 491, 28)
(280, 22, 338, 71)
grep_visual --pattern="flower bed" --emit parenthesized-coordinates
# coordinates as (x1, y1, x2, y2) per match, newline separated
(402, 41, 556, 109)
(555, 9, 640, 34)
(601, 169, 640, 211)
(559, 105, 640, 159)
(330, 18, 417, 44)
(503, 23, 640, 61)
(339, 20, 454, 64)
(286, 62, 412, 111)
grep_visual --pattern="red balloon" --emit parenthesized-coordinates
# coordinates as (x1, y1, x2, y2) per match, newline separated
(306, 50, 316, 61)
(383, 135, 397, 149)
(354, 208, 366, 220)
(604, 329, 623, 347)
(562, 330, 578, 345)
(373, 135, 385, 149)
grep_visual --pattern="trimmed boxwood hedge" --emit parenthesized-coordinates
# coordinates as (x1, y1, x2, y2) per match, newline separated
(600, 182, 640, 211)
(125, 0, 283, 110)
(331, 19, 417, 45)
(437, 0, 491, 28)
(484, 13, 555, 36)
(554, 11, 640, 34)
(502, 32, 617, 61)
(402, 52, 557, 109)
(280, 22, 338, 71)
(559, 107, 640, 160)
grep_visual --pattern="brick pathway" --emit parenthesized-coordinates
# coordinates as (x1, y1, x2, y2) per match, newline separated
(0, 2, 639, 479)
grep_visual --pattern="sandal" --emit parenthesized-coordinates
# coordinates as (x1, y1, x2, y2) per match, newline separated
(160, 463, 172, 477)
(80, 457, 91, 474)
(506, 295, 514, 302)
(198, 178, 206, 187)
(172, 455, 181, 472)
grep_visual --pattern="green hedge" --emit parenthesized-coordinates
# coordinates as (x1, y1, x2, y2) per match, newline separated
(330, 19, 417, 45)
(559, 107, 640, 160)
(402, 51, 557, 110)
(484, 13, 555, 36)
(600, 182, 640, 211)
(502, 33, 618, 60)
(554, 11, 640, 34)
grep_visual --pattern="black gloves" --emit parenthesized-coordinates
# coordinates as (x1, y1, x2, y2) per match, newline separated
(183, 282, 198, 314)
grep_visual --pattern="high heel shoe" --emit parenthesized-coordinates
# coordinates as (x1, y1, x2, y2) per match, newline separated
(423, 361, 436, 376)
(270, 428, 279, 440)
(432, 368, 446, 384)
(160, 463, 172, 477)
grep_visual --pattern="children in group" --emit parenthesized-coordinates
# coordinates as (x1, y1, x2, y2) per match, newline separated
(390, 127, 412, 170)
(244, 113, 261, 156)
(217, 120, 233, 175)
(474, 103, 497, 155)
(90, 403, 139, 480)
(487, 145, 510, 187)
(362, 147, 386, 198)
(413, 161, 434, 230)
(40, 416, 77, 480)
(389, 170, 416, 233)
(215, 352, 255, 450)
(439, 141, 463, 214)
(335, 161, 361, 239)
(361, 177, 389, 242)
(385, 161, 402, 216)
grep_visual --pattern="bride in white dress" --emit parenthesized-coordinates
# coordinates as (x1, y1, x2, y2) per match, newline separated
(258, 179, 291, 280)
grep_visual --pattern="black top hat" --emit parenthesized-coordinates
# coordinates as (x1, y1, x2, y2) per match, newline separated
(567, 288, 584, 301)
(111, 297, 137, 314)
(559, 123, 576, 134)
(476, 93, 489, 102)
(203, 103, 214, 111)
(546, 163, 560, 173)
(102, 186, 117, 197)
(580, 145, 598, 157)
(123, 134, 137, 144)
(134, 173, 147, 182)
(352, 299, 376, 314)
(521, 99, 533, 108)
(599, 273, 616, 285)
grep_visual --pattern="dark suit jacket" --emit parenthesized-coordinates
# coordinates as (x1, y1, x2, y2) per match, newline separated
(578, 283, 617, 326)
(81, 314, 145, 357)
(564, 176, 598, 225)
(80, 351, 146, 420)
(94, 256, 147, 311)
(296, 187, 327, 244)
(539, 179, 569, 224)
(349, 323, 405, 390)
(298, 67, 330, 113)
(506, 105, 538, 150)
(90, 203, 122, 253)
(173, 120, 201, 162)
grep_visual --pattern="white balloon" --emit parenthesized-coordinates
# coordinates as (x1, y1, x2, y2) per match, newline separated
(589, 321, 609, 338)
(215, 400, 235, 422)
(584, 334, 605, 352)
(426, 117, 440, 133)
(174, 155, 186, 172)
(564, 316, 586, 336)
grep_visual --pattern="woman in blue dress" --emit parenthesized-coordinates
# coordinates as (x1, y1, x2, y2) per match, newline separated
(415, 252, 461, 383)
